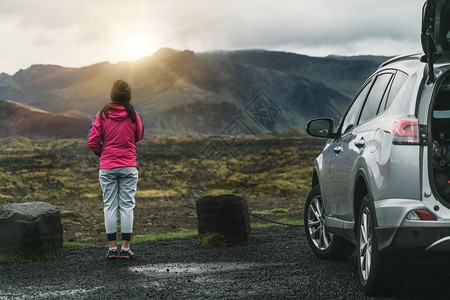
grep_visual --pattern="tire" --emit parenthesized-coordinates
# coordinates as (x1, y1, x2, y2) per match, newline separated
(304, 185, 355, 259)
(357, 194, 396, 295)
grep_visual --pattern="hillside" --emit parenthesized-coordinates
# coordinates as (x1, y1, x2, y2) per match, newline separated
(0, 48, 388, 136)
(208, 50, 389, 97)
(0, 100, 90, 139)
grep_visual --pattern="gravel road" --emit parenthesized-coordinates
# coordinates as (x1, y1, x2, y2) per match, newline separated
(1, 225, 450, 299)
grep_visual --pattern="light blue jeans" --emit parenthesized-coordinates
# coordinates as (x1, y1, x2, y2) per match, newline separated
(99, 167, 138, 238)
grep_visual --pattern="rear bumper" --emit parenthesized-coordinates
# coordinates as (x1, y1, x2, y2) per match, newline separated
(374, 198, 450, 252)
(376, 226, 450, 252)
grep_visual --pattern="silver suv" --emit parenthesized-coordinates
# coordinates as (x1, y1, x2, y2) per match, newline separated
(304, 0, 450, 295)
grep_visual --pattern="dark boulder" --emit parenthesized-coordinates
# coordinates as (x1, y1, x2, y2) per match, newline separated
(0, 202, 63, 257)
(196, 194, 251, 245)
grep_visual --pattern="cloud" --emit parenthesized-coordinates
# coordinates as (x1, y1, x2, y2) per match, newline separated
(143, 0, 423, 56)
(0, 0, 426, 74)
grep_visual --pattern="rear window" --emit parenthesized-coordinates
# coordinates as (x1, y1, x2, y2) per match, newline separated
(358, 73, 393, 124)
(383, 71, 408, 111)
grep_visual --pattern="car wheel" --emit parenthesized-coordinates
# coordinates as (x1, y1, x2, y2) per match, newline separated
(358, 194, 395, 295)
(304, 185, 355, 259)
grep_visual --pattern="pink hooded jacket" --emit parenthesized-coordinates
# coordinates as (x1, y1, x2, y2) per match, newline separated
(87, 104, 144, 169)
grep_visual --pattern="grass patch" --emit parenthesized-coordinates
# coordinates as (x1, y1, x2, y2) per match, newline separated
(200, 232, 227, 247)
(252, 211, 269, 216)
(269, 208, 289, 214)
(63, 242, 96, 248)
(251, 219, 304, 229)
(0, 251, 58, 263)
(131, 230, 198, 244)
(60, 211, 80, 218)
(131, 220, 304, 245)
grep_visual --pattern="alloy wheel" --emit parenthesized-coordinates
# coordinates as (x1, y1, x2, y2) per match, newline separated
(359, 206, 372, 281)
(307, 195, 333, 250)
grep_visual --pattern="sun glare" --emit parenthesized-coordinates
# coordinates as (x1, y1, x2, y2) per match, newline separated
(123, 34, 152, 61)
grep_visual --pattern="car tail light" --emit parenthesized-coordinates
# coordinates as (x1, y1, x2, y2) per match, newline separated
(406, 209, 437, 221)
(392, 118, 419, 145)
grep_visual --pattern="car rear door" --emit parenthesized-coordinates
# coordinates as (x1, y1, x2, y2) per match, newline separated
(422, 0, 450, 53)
(320, 79, 373, 217)
(422, 0, 450, 82)
(321, 71, 395, 220)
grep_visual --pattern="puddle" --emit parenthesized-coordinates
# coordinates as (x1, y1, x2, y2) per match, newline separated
(130, 262, 279, 278)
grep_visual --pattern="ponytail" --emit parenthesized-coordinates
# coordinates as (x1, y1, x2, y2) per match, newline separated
(123, 102, 137, 123)
(99, 103, 110, 121)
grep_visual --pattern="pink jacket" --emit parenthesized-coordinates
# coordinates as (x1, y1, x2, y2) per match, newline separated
(87, 104, 144, 169)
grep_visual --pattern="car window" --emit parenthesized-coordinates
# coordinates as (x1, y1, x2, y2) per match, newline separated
(358, 73, 393, 125)
(434, 110, 450, 118)
(383, 71, 408, 110)
(433, 90, 450, 118)
(340, 79, 372, 134)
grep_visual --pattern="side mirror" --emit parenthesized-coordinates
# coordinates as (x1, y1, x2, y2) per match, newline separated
(305, 118, 336, 138)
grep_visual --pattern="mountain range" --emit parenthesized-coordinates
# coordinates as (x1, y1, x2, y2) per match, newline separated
(0, 48, 389, 138)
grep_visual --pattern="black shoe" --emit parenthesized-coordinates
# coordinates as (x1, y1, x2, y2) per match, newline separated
(106, 248, 118, 259)
(119, 248, 134, 259)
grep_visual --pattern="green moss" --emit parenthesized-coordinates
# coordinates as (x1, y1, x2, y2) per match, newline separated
(0, 250, 58, 263)
(269, 208, 289, 214)
(94, 226, 105, 234)
(131, 230, 198, 244)
(93, 212, 104, 220)
(64, 242, 96, 248)
(200, 232, 227, 247)
(252, 211, 269, 216)
(0, 135, 323, 200)
(251, 219, 304, 229)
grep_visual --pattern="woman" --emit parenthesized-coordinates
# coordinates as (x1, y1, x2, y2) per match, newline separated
(87, 79, 144, 259)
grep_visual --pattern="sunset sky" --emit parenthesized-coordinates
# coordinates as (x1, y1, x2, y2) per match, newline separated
(1, 0, 424, 75)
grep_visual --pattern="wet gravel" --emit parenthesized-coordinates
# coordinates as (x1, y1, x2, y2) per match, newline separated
(1, 226, 450, 299)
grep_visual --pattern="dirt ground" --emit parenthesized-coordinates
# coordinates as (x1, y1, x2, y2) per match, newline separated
(48, 196, 305, 246)
(4, 223, 449, 299)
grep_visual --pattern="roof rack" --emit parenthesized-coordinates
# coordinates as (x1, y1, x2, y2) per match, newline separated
(379, 53, 421, 68)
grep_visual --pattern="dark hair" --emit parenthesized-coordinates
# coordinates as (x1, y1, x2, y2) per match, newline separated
(100, 80, 137, 123)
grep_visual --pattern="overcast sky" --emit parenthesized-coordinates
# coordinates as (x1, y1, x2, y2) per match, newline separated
(0, 0, 425, 75)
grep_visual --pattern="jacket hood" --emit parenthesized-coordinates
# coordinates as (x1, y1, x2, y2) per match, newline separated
(107, 104, 129, 121)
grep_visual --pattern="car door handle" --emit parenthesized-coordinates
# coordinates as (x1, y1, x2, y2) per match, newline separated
(355, 138, 365, 148)
(333, 146, 343, 154)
